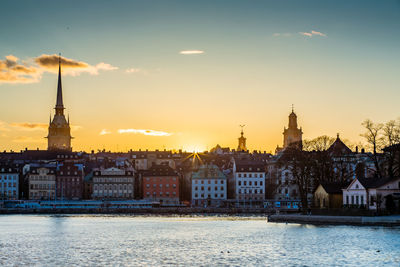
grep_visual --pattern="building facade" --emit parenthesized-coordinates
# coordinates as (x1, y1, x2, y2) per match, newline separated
(28, 167, 56, 200)
(191, 164, 227, 207)
(233, 160, 265, 207)
(0, 166, 19, 200)
(47, 56, 72, 151)
(92, 167, 134, 199)
(343, 177, 400, 210)
(142, 164, 180, 204)
(56, 163, 84, 200)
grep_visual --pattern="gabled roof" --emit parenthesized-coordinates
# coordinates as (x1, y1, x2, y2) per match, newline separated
(357, 177, 399, 189)
(327, 135, 352, 156)
(319, 181, 350, 194)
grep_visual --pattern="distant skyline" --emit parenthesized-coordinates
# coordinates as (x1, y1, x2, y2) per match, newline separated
(1, 0, 399, 152)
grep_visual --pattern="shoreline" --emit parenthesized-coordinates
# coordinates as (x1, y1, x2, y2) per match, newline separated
(267, 214, 400, 227)
(1, 208, 400, 226)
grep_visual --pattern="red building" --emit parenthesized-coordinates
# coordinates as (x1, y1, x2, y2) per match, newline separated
(56, 162, 84, 200)
(142, 164, 180, 204)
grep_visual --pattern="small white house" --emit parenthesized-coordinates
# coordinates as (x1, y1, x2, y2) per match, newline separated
(342, 177, 400, 210)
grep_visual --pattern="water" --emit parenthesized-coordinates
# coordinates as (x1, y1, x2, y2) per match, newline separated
(0, 215, 399, 266)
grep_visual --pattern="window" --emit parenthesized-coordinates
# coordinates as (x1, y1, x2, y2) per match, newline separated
(249, 181, 252, 186)
(238, 174, 241, 178)
(244, 181, 247, 186)
(208, 180, 211, 184)
(238, 181, 241, 186)
(146, 184, 150, 188)
(360, 196, 364, 205)
(351, 195, 354, 205)
(255, 181, 258, 186)
(201, 186, 204, 190)
(220, 186, 223, 190)
(346, 195, 349, 204)
(356, 196, 359, 205)
(215, 186, 218, 190)
(195, 186, 198, 190)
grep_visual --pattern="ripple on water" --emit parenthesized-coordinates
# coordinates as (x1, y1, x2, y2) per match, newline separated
(0, 215, 399, 266)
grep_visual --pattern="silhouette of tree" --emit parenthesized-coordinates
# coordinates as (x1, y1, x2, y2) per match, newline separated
(361, 119, 384, 178)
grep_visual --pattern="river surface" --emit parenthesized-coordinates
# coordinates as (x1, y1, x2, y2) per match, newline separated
(0, 215, 399, 266)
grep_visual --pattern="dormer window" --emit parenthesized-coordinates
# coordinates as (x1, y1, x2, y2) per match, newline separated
(355, 184, 359, 189)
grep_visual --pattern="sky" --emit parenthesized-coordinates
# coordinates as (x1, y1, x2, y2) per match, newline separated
(0, 0, 399, 153)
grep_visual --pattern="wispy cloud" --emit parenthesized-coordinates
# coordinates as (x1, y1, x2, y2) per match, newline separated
(35, 54, 118, 76)
(125, 68, 141, 74)
(12, 136, 46, 143)
(0, 54, 118, 84)
(273, 33, 292, 37)
(118, 129, 172, 136)
(180, 50, 204, 55)
(299, 30, 327, 37)
(99, 129, 112, 135)
(11, 122, 48, 130)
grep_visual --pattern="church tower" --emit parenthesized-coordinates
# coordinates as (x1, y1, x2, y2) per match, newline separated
(283, 106, 302, 149)
(47, 55, 72, 151)
(237, 125, 247, 152)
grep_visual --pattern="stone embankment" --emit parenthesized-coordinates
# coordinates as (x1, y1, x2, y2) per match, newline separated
(267, 214, 400, 226)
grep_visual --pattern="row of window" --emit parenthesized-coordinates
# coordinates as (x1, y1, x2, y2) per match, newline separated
(146, 192, 177, 197)
(237, 173, 264, 178)
(0, 175, 18, 180)
(145, 177, 177, 182)
(30, 184, 55, 190)
(93, 192, 133, 197)
(94, 184, 133, 190)
(193, 179, 225, 185)
(238, 189, 263, 194)
(194, 186, 225, 191)
(59, 171, 79, 175)
(194, 193, 225, 199)
(345, 195, 366, 205)
(146, 184, 177, 188)
(93, 178, 134, 183)
(29, 176, 55, 181)
(0, 182, 17, 188)
(237, 181, 263, 186)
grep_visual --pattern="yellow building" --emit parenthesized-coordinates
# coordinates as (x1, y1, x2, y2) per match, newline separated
(314, 182, 347, 209)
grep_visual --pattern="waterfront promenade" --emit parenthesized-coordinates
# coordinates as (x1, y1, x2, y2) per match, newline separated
(268, 214, 400, 226)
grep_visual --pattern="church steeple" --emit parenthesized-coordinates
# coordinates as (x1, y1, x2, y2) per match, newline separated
(47, 53, 72, 151)
(55, 54, 64, 115)
(237, 125, 247, 152)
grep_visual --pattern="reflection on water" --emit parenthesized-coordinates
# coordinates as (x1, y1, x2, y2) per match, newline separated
(0, 215, 399, 266)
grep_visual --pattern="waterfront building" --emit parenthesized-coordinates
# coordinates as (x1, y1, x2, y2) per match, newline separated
(28, 167, 56, 200)
(92, 167, 134, 199)
(233, 160, 266, 207)
(142, 164, 180, 204)
(0, 166, 19, 200)
(56, 162, 84, 200)
(342, 177, 400, 210)
(47, 56, 72, 151)
(191, 164, 227, 207)
(314, 182, 349, 209)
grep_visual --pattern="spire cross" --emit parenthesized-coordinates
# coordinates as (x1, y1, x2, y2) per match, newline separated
(291, 104, 294, 113)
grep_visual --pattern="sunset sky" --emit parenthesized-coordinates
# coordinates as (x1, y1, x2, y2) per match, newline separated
(1, 0, 399, 153)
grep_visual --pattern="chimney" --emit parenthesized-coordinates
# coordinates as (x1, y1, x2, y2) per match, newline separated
(355, 146, 358, 153)
(361, 148, 365, 154)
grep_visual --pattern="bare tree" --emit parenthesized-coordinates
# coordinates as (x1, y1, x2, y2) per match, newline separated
(277, 146, 314, 212)
(361, 119, 384, 178)
(382, 120, 400, 178)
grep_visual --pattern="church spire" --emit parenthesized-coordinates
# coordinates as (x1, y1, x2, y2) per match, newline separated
(55, 53, 64, 113)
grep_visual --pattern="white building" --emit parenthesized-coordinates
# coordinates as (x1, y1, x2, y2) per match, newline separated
(343, 177, 400, 210)
(191, 164, 227, 207)
(92, 167, 135, 199)
(0, 166, 19, 200)
(233, 160, 265, 206)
